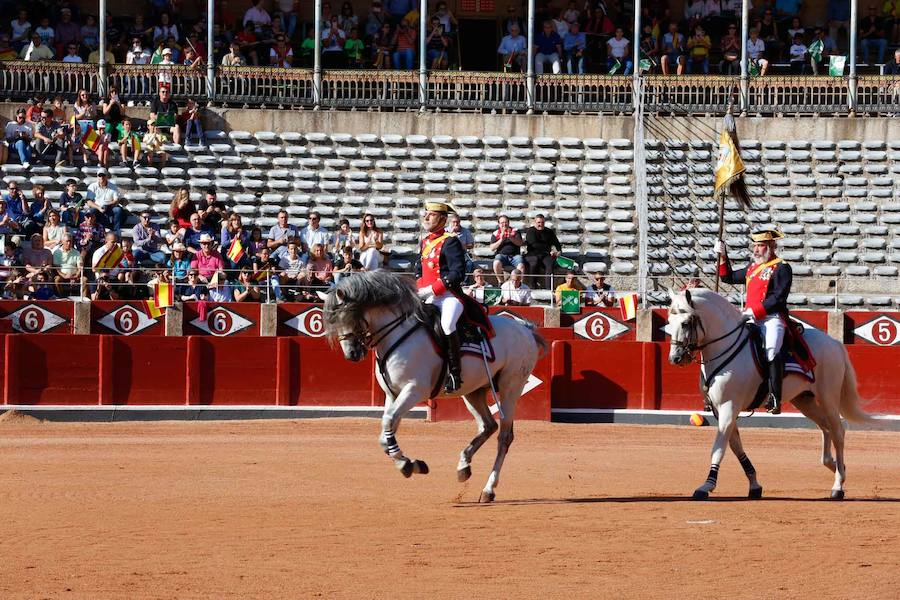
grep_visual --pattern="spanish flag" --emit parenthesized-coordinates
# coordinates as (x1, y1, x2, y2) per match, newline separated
(154, 281, 175, 308)
(143, 298, 163, 318)
(226, 237, 245, 263)
(82, 126, 102, 152)
(714, 113, 752, 211)
(618, 293, 639, 322)
(94, 245, 124, 270)
(251, 268, 269, 283)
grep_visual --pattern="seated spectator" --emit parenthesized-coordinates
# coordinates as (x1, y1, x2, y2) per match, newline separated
(118, 119, 142, 167)
(789, 32, 808, 74)
(554, 270, 582, 305)
(498, 23, 527, 72)
(91, 271, 120, 300)
(26, 272, 57, 300)
(307, 243, 334, 287)
(55, 8, 79, 57)
(207, 273, 233, 303)
(59, 179, 85, 227)
(85, 119, 111, 168)
(392, 18, 416, 70)
(357, 213, 384, 271)
(62, 42, 82, 63)
(233, 267, 261, 302)
(0, 33, 19, 61)
(0, 198, 19, 236)
(73, 89, 98, 131)
(719, 23, 741, 75)
(182, 45, 203, 68)
(277, 240, 306, 299)
(221, 213, 252, 271)
(331, 217, 357, 255)
(686, 25, 711, 73)
(860, 6, 888, 65)
(197, 188, 226, 230)
(270, 34, 294, 68)
(373, 23, 393, 69)
(300, 212, 331, 257)
(251, 246, 282, 302)
(296, 29, 316, 67)
(584, 266, 615, 306)
(606, 28, 633, 75)
(534, 20, 562, 74)
(142, 123, 169, 167)
(345, 27, 365, 68)
(660, 22, 687, 75)
(33, 108, 70, 168)
(222, 40, 246, 67)
(523, 214, 561, 291)
(886, 48, 900, 75)
(464, 267, 490, 302)
(500, 268, 532, 306)
(747, 28, 770, 76)
(190, 233, 225, 282)
(10, 9, 32, 52)
(167, 243, 191, 281)
(244, 0, 273, 33)
(786, 16, 805, 44)
(176, 99, 205, 147)
(234, 23, 260, 65)
(183, 213, 211, 254)
(268, 210, 299, 259)
(98, 88, 123, 141)
(21, 34, 54, 61)
(53, 234, 83, 297)
(3, 108, 34, 169)
(77, 210, 106, 260)
(29, 184, 52, 227)
(42, 209, 66, 252)
(323, 15, 348, 68)
(756, 9, 781, 61)
(333, 245, 363, 283)
(153, 13, 179, 47)
(150, 86, 180, 145)
(0, 239, 24, 298)
(563, 21, 586, 74)
(3, 181, 30, 233)
(91, 231, 124, 284)
(86, 170, 126, 232)
(132, 211, 166, 265)
(127, 38, 151, 64)
(23, 233, 55, 280)
(179, 270, 209, 301)
(425, 18, 449, 70)
(490, 215, 523, 285)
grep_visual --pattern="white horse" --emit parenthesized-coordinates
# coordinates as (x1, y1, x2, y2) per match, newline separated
(667, 288, 878, 500)
(323, 270, 547, 503)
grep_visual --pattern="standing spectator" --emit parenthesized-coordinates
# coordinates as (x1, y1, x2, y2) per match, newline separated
(490, 215, 523, 285)
(373, 22, 393, 68)
(179, 99, 206, 146)
(584, 265, 615, 307)
(523, 214, 561, 291)
(86, 170, 126, 232)
(747, 28, 770, 76)
(300, 212, 331, 256)
(55, 9, 81, 56)
(357, 213, 384, 271)
(756, 9, 781, 61)
(534, 20, 563, 74)
(345, 27, 365, 68)
(270, 34, 294, 68)
(425, 17, 449, 69)
(33, 109, 69, 168)
(686, 25, 711, 73)
(660, 22, 686, 75)
(244, 0, 273, 33)
(498, 23, 527, 72)
(190, 233, 225, 282)
(149, 86, 180, 145)
(322, 15, 348, 68)
(21, 33, 54, 61)
(169, 188, 197, 230)
(132, 211, 166, 265)
(153, 13, 179, 46)
(42, 209, 66, 252)
(331, 218, 357, 255)
(606, 27, 633, 75)
(789, 32, 808, 74)
(500, 268, 532, 306)
(267, 210, 299, 260)
(118, 119, 142, 167)
(563, 20, 586, 74)
(860, 6, 888, 65)
(719, 23, 741, 74)
(53, 234, 83, 297)
(3, 108, 33, 168)
(392, 18, 416, 70)
(434, 1, 458, 36)
(81, 14, 100, 55)
(827, 0, 850, 48)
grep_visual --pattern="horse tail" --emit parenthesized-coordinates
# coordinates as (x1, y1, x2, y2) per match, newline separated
(838, 346, 881, 426)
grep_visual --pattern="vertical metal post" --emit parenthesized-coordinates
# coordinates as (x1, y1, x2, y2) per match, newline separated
(419, 0, 427, 108)
(632, 0, 640, 110)
(848, 0, 858, 113)
(526, 0, 535, 112)
(207, 0, 215, 102)
(98, 0, 107, 97)
(739, 0, 749, 112)
(633, 76, 648, 308)
(313, 0, 322, 107)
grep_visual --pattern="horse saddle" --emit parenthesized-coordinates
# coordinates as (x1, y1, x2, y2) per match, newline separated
(746, 320, 816, 410)
(421, 304, 496, 363)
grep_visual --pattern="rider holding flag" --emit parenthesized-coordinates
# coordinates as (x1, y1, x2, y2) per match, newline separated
(714, 227, 792, 414)
(416, 201, 492, 394)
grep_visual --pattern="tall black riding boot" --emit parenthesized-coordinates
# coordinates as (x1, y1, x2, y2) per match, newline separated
(766, 354, 784, 415)
(445, 330, 463, 393)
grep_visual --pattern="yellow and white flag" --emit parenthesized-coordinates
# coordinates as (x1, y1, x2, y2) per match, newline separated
(714, 127, 745, 199)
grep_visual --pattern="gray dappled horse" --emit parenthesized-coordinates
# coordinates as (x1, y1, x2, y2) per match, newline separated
(324, 270, 547, 502)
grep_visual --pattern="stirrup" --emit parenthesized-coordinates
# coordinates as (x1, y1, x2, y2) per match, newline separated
(444, 372, 462, 393)
(765, 393, 781, 415)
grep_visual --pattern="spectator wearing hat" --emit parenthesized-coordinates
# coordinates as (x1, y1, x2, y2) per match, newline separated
(86, 170, 126, 232)
(584, 265, 615, 307)
(53, 234, 83, 297)
(132, 211, 166, 266)
(3, 108, 34, 168)
(190, 233, 225, 282)
(149, 86, 180, 145)
(166, 242, 191, 282)
(85, 119, 111, 168)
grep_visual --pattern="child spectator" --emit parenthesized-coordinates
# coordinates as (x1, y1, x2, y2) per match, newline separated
(118, 119, 142, 167)
(142, 123, 169, 167)
(179, 99, 206, 146)
(85, 119, 111, 168)
(298, 29, 316, 67)
(686, 25, 711, 74)
(167, 243, 191, 281)
(59, 179, 85, 227)
(789, 33, 808, 74)
(425, 18, 449, 69)
(345, 27, 365, 68)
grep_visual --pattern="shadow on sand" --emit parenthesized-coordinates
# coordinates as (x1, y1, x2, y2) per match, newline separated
(453, 495, 900, 507)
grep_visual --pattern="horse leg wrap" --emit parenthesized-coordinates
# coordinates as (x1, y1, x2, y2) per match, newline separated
(737, 453, 756, 478)
(380, 432, 401, 458)
(705, 464, 720, 487)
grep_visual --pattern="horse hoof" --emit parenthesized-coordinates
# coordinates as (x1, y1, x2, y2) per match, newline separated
(748, 487, 763, 500)
(830, 490, 845, 501)
(692, 489, 709, 501)
(479, 490, 495, 503)
(412, 460, 429, 475)
(457, 466, 472, 482)
(399, 459, 414, 478)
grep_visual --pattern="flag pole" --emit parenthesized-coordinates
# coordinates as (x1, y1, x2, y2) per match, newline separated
(715, 193, 724, 293)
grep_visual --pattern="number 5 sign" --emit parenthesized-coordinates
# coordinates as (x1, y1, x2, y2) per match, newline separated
(853, 315, 900, 346)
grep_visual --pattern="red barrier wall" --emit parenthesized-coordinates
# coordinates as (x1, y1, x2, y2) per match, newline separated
(6, 334, 99, 405)
(108, 337, 187, 404)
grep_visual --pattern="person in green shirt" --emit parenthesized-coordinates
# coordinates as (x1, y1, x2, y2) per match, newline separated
(344, 27, 364, 68)
(299, 29, 316, 67)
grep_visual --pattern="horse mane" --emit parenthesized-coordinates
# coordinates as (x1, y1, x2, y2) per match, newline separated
(323, 270, 429, 341)
(685, 288, 741, 322)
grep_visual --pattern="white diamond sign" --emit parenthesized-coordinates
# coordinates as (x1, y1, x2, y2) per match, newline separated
(572, 312, 629, 341)
(4, 304, 67, 333)
(190, 307, 254, 336)
(854, 315, 900, 346)
(97, 305, 159, 336)
(283, 306, 326, 337)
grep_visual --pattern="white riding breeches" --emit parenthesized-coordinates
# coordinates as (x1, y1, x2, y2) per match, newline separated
(427, 292, 463, 335)
(750, 313, 786, 361)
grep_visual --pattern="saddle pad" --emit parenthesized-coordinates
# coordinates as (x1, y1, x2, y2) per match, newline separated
(461, 336, 496, 362)
(750, 330, 815, 383)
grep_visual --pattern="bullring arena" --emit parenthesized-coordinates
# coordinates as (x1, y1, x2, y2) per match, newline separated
(3, 0, 900, 596)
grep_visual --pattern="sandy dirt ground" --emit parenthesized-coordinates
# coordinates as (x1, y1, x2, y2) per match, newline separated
(1, 416, 899, 600)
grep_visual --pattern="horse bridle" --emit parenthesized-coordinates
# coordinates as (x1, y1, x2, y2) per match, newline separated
(337, 311, 414, 350)
(671, 313, 748, 366)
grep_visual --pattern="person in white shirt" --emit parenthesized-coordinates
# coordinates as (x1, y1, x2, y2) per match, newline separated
(62, 42, 82, 63)
(606, 28, 634, 75)
(747, 28, 769, 76)
(34, 18, 54, 47)
(299, 212, 331, 257)
(86, 171, 126, 232)
(500, 268, 532, 306)
(91, 232, 123, 278)
(244, 0, 273, 32)
(788, 33, 807, 74)
(10, 10, 31, 50)
(126, 39, 151, 64)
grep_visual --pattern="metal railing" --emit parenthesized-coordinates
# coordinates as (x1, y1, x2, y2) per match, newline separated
(2, 61, 897, 115)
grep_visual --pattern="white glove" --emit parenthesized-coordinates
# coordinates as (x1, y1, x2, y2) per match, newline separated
(417, 285, 434, 300)
(714, 239, 725, 255)
(741, 308, 754, 321)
